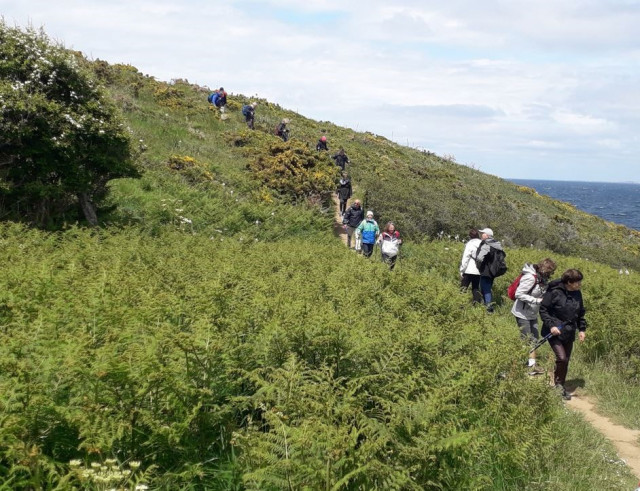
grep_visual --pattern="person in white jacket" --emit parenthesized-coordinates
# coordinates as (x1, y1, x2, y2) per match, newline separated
(512, 258, 557, 374)
(459, 229, 482, 303)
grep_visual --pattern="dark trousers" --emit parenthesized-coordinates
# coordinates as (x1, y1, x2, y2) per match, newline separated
(381, 253, 397, 270)
(460, 274, 482, 303)
(480, 276, 494, 305)
(339, 199, 348, 214)
(361, 242, 374, 257)
(245, 115, 254, 129)
(549, 337, 574, 386)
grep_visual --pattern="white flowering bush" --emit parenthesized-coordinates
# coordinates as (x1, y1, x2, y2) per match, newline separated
(0, 22, 139, 226)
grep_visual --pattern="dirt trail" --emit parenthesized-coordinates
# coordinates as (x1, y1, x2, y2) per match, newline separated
(332, 195, 348, 246)
(566, 392, 640, 479)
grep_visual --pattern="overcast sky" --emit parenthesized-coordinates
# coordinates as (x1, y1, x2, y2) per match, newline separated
(3, 0, 640, 182)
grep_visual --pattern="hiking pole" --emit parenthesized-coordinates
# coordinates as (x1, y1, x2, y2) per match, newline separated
(529, 324, 563, 354)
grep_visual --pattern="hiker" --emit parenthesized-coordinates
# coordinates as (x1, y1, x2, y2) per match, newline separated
(275, 119, 290, 142)
(379, 222, 401, 270)
(511, 258, 557, 375)
(242, 102, 257, 129)
(342, 199, 364, 250)
(475, 227, 507, 312)
(316, 136, 328, 151)
(356, 211, 380, 258)
(539, 269, 587, 401)
(336, 172, 352, 215)
(332, 148, 349, 171)
(459, 229, 482, 304)
(208, 87, 227, 110)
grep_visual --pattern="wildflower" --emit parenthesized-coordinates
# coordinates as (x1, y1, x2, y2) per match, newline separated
(69, 459, 82, 468)
(135, 485, 149, 491)
(129, 461, 141, 469)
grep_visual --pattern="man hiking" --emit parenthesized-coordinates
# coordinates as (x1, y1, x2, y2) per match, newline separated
(332, 148, 349, 171)
(336, 172, 352, 216)
(275, 118, 290, 142)
(342, 200, 364, 250)
(475, 227, 507, 312)
(316, 136, 328, 151)
(242, 102, 257, 129)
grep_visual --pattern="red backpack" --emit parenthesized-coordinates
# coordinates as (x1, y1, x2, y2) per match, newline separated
(507, 273, 536, 300)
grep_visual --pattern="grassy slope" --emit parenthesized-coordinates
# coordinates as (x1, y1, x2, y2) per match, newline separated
(0, 61, 639, 488)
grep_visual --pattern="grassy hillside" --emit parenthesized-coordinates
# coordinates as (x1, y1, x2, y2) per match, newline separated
(1, 57, 640, 489)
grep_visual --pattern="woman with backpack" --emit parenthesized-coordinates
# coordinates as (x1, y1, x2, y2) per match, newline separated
(539, 269, 587, 401)
(511, 258, 557, 375)
(459, 229, 482, 304)
(379, 222, 402, 270)
(242, 102, 257, 129)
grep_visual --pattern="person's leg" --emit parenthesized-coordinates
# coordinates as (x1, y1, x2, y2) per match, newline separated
(460, 274, 471, 290)
(340, 200, 347, 214)
(388, 255, 397, 270)
(362, 243, 373, 257)
(480, 276, 494, 307)
(550, 338, 571, 386)
(346, 226, 355, 248)
(470, 275, 482, 304)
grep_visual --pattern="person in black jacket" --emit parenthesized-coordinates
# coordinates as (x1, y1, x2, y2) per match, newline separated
(342, 199, 364, 249)
(332, 148, 349, 171)
(336, 172, 352, 215)
(276, 119, 290, 142)
(539, 269, 587, 400)
(316, 136, 328, 151)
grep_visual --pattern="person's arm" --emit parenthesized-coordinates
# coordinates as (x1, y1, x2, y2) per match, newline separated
(459, 243, 472, 274)
(515, 274, 539, 305)
(539, 290, 563, 334)
(475, 242, 489, 266)
(347, 182, 352, 198)
(577, 292, 587, 341)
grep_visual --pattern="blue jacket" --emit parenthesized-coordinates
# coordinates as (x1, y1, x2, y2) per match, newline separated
(357, 219, 379, 244)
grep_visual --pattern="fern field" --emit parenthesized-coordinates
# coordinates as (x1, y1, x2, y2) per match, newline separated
(1, 48, 640, 489)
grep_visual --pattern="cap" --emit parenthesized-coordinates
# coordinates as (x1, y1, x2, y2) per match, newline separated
(366, 210, 374, 217)
(321, 136, 327, 142)
(479, 227, 494, 237)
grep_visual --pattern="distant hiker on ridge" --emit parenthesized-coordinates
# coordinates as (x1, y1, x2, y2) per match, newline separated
(459, 228, 482, 304)
(332, 148, 349, 171)
(337, 172, 352, 216)
(242, 102, 257, 129)
(276, 118, 290, 142)
(357, 210, 380, 258)
(511, 258, 557, 375)
(475, 227, 507, 313)
(342, 199, 364, 250)
(316, 136, 328, 151)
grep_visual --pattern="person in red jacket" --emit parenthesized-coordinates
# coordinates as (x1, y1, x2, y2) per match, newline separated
(378, 222, 402, 270)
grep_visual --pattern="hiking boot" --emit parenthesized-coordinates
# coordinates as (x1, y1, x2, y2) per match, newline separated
(555, 384, 571, 400)
(527, 365, 545, 376)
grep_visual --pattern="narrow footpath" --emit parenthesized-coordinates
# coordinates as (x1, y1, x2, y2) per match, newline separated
(332, 195, 348, 246)
(566, 391, 640, 480)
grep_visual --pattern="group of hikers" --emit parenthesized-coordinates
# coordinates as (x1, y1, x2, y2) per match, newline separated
(208, 88, 586, 401)
(459, 227, 586, 401)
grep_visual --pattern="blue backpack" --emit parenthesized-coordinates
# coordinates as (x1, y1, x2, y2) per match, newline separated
(208, 92, 218, 104)
(242, 105, 251, 117)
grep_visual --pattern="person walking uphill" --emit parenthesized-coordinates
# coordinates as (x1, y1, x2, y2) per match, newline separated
(379, 222, 401, 270)
(539, 269, 587, 401)
(475, 228, 507, 312)
(511, 258, 557, 375)
(356, 211, 380, 258)
(342, 200, 364, 250)
(332, 148, 349, 171)
(275, 119, 290, 142)
(337, 172, 352, 215)
(459, 229, 482, 304)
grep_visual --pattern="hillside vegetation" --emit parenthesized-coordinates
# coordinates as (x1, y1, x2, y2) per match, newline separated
(1, 33, 640, 490)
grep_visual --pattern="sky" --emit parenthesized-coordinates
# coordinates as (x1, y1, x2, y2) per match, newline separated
(2, 0, 640, 182)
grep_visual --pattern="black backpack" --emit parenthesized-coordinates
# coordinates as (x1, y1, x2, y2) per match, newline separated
(476, 242, 508, 278)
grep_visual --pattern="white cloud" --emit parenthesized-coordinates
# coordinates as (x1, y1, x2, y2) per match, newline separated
(3, 0, 640, 181)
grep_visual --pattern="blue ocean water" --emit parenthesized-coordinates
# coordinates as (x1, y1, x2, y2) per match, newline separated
(510, 179, 640, 231)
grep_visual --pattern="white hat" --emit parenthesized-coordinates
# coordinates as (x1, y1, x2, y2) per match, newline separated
(366, 210, 374, 217)
(479, 227, 494, 237)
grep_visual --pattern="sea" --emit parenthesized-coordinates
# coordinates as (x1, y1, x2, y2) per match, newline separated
(509, 179, 640, 231)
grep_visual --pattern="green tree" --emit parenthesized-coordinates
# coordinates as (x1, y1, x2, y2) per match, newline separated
(0, 22, 138, 226)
